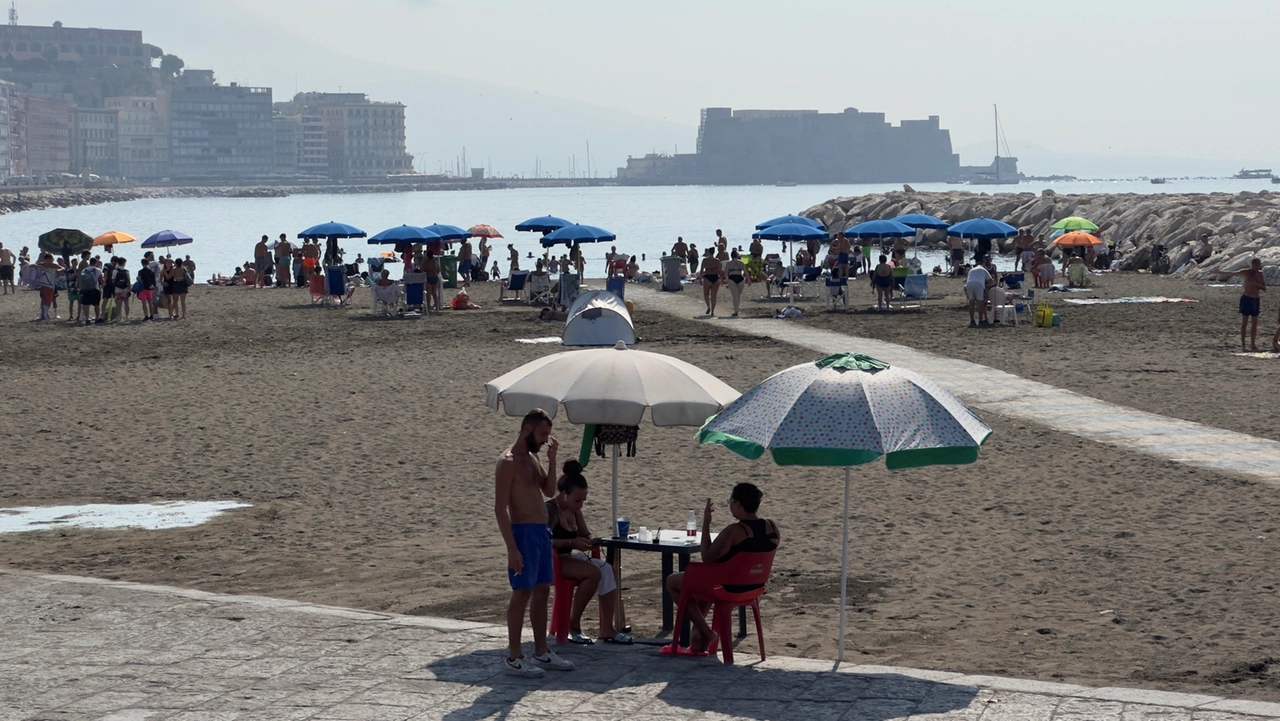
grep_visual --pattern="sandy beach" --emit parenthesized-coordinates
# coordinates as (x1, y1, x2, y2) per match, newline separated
(3, 272, 1280, 700)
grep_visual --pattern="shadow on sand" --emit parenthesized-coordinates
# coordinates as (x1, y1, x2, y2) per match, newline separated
(421, 646, 980, 721)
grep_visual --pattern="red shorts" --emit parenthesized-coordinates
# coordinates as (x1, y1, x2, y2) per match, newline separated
(39, 286, 55, 305)
(138, 290, 155, 302)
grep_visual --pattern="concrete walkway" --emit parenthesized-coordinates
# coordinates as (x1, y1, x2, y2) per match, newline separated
(4, 569, 1279, 721)
(633, 284, 1280, 485)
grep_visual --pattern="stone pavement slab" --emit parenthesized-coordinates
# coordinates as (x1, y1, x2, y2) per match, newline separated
(3, 568, 1278, 721)
(633, 283, 1280, 485)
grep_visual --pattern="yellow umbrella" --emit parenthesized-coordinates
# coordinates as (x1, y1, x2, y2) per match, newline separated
(93, 231, 137, 247)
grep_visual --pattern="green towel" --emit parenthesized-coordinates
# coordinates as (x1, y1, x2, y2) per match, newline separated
(579, 425, 596, 468)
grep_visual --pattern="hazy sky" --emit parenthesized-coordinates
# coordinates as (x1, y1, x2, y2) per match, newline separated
(26, 0, 1280, 174)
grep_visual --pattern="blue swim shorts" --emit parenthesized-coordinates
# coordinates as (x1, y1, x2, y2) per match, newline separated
(1240, 295, 1262, 317)
(508, 523, 555, 591)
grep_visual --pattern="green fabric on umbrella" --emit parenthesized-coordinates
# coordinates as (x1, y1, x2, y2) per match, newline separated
(1050, 217, 1099, 232)
(37, 228, 94, 256)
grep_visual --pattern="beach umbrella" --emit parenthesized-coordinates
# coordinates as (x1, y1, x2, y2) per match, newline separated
(141, 230, 193, 249)
(367, 225, 442, 245)
(421, 223, 472, 242)
(1053, 231, 1103, 247)
(946, 218, 1017, 240)
(752, 222, 827, 242)
(487, 342, 740, 537)
(1050, 216, 1099, 233)
(697, 353, 992, 663)
(38, 228, 94, 256)
(299, 222, 366, 239)
(515, 215, 574, 233)
(844, 220, 917, 238)
(467, 224, 504, 239)
(93, 231, 136, 247)
(755, 214, 825, 231)
(541, 224, 616, 248)
(893, 213, 950, 231)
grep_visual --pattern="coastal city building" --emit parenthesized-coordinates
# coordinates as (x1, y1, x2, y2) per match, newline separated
(105, 96, 170, 180)
(71, 106, 118, 177)
(281, 92, 412, 182)
(294, 114, 328, 178)
(23, 95, 71, 177)
(0, 78, 13, 181)
(0, 21, 154, 67)
(167, 71, 274, 180)
(619, 107, 961, 185)
(272, 115, 299, 175)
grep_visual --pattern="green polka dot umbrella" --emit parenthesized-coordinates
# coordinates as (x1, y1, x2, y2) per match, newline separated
(697, 353, 992, 662)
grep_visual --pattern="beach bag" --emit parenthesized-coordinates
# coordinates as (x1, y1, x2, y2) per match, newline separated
(1035, 304, 1053, 328)
(78, 269, 99, 291)
(594, 425, 638, 458)
(114, 270, 129, 290)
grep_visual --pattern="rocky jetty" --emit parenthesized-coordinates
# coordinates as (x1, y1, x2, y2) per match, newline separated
(802, 189, 1280, 281)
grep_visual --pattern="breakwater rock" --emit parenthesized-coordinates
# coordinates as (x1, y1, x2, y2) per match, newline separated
(802, 189, 1280, 281)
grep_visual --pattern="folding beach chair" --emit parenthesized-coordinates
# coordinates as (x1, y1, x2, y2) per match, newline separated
(824, 277, 849, 310)
(371, 282, 400, 317)
(324, 266, 348, 306)
(798, 267, 823, 298)
(559, 273, 581, 309)
(403, 271, 426, 313)
(901, 274, 929, 308)
(528, 273, 552, 306)
(500, 270, 529, 301)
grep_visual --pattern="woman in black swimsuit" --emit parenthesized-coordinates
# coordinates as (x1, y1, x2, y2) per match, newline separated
(662, 483, 780, 656)
(723, 249, 748, 317)
(545, 461, 632, 644)
(699, 247, 723, 317)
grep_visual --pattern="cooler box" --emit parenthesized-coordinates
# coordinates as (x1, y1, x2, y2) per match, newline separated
(660, 255, 683, 292)
(440, 255, 459, 289)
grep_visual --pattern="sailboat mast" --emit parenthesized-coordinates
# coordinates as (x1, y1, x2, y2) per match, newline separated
(993, 104, 1000, 181)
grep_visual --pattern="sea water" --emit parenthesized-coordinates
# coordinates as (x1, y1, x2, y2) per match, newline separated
(0, 178, 1271, 276)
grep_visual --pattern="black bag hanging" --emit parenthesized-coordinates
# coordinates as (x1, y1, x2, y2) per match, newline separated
(594, 425, 639, 458)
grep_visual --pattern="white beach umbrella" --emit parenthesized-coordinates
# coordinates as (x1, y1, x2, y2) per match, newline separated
(487, 341, 741, 532)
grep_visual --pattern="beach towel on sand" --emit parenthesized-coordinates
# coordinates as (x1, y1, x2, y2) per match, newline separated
(1064, 297, 1198, 305)
(1234, 352, 1280, 359)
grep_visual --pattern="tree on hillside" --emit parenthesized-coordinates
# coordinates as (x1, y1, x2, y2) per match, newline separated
(160, 54, 184, 77)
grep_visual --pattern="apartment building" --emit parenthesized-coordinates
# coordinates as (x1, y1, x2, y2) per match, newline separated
(105, 96, 170, 180)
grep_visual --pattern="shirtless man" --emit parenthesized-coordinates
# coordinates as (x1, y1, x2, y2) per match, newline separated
(831, 233, 852, 277)
(0, 242, 14, 294)
(507, 243, 520, 273)
(494, 410, 575, 677)
(1209, 258, 1267, 351)
(948, 235, 965, 276)
(274, 234, 293, 288)
(748, 236, 763, 261)
(253, 235, 270, 288)
(672, 236, 688, 262)
(1016, 229, 1034, 272)
(302, 239, 321, 278)
(860, 236, 875, 275)
(458, 239, 474, 283)
(892, 235, 909, 265)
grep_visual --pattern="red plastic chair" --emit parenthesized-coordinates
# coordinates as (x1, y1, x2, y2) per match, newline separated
(669, 550, 775, 664)
(549, 549, 601, 645)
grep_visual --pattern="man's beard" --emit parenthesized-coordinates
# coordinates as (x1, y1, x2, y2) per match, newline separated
(525, 435, 543, 453)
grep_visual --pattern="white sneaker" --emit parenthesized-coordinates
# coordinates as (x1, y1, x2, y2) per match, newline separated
(505, 656, 545, 678)
(532, 650, 575, 671)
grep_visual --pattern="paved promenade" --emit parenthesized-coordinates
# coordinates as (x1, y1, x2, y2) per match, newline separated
(4, 569, 1280, 721)
(634, 284, 1280, 485)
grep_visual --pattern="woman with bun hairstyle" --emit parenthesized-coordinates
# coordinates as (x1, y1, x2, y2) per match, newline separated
(545, 460, 633, 644)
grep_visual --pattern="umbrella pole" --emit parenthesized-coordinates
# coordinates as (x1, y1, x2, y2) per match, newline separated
(838, 466, 851, 665)
(611, 444, 620, 537)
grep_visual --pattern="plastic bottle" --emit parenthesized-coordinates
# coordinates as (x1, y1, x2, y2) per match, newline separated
(686, 510, 697, 537)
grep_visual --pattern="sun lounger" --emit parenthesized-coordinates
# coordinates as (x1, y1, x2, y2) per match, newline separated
(371, 282, 401, 317)
(528, 273, 552, 306)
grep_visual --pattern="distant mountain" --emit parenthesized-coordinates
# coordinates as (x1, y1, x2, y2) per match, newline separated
(30, 0, 695, 177)
(956, 140, 1270, 179)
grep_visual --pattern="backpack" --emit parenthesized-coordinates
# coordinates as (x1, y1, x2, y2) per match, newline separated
(113, 269, 129, 289)
(78, 268, 99, 290)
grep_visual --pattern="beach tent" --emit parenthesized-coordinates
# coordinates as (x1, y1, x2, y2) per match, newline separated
(563, 290, 635, 347)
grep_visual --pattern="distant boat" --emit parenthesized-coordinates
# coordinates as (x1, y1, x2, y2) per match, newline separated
(1273, 176, 1280, 184)
(1234, 168, 1273, 179)
(1151, 177, 1168, 185)
(969, 105, 1019, 186)
(774, 181, 798, 187)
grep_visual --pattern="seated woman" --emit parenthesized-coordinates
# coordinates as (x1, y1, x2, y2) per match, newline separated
(625, 255, 640, 280)
(662, 483, 780, 656)
(546, 462, 632, 644)
(1067, 255, 1090, 288)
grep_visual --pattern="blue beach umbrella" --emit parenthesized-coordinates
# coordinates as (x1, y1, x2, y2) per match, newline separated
(368, 225, 442, 245)
(946, 217, 1017, 240)
(756, 214, 825, 231)
(299, 221, 366, 239)
(515, 215, 574, 233)
(141, 230, 193, 248)
(893, 213, 950, 231)
(541, 224, 616, 247)
(753, 222, 827, 242)
(421, 223, 472, 242)
(844, 219, 917, 238)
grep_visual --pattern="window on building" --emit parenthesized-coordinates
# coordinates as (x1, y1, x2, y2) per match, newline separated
(87, 45, 98, 55)
(106, 46, 118, 56)
(16, 42, 27, 52)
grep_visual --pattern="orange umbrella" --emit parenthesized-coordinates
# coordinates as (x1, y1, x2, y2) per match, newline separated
(467, 224, 503, 238)
(379, 252, 401, 262)
(93, 231, 137, 246)
(1053, 231, 1102, 248)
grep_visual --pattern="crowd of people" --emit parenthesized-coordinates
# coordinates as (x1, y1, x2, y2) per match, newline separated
(0, 241, 196, 323)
